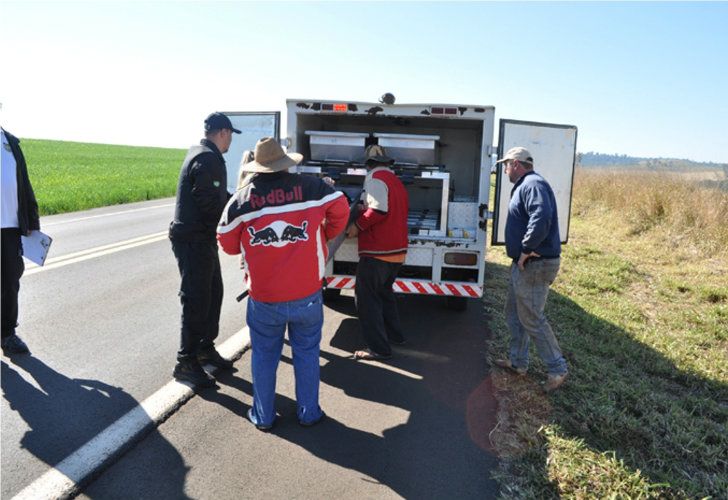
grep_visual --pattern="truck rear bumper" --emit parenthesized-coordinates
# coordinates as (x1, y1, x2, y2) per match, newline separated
(325, 275, 482, 298)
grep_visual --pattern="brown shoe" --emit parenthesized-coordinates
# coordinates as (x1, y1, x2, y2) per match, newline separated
(494, 359, 527, 376)
(543, 373, 568, 392)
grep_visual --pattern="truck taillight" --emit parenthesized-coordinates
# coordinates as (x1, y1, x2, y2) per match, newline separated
(444, 252, 478, 266)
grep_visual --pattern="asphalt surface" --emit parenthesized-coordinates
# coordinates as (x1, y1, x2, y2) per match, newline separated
(1, 198, 499, 499)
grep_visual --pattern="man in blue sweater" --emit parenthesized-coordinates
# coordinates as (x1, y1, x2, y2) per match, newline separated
(494, 147, 567, 392)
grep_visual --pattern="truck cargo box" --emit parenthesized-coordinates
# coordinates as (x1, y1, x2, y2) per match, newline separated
(220, 99, 576, 311)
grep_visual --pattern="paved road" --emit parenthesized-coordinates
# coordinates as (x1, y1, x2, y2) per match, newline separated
(1, 198, 499, 499)
(1, 198, 246, 498)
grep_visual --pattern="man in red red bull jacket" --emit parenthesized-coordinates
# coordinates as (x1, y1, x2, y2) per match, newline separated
(217, 137, 348, 430)
(346, 145, 409, 361)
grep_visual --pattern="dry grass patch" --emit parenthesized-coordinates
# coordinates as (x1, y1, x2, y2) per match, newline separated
(572, 169, 728, 254)
(485, 170, 727, 498)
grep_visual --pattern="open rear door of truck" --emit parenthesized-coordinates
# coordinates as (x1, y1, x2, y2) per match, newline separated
(221, 111, 281, 192)
(492, 119, 577, 246)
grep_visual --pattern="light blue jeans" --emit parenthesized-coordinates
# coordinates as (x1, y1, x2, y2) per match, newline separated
(247, 290, 324, 427)
(505, 259, 567, 376)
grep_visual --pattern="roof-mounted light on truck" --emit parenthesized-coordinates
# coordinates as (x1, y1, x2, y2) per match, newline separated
(431, 107, 458, 115)
(321, 103, 348, 112)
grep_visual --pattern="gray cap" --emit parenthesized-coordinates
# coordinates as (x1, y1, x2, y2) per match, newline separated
(495, 146, 533, 165)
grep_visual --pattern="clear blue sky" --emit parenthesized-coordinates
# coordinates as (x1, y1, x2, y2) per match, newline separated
(2, 1, 726, 162)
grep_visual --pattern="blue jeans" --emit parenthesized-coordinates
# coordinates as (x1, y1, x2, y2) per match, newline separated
(247, 290, 324, 427)
(505, 259, 567, 376)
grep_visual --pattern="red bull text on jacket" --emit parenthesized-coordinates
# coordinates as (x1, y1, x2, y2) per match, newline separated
(217, 172, 349, 302)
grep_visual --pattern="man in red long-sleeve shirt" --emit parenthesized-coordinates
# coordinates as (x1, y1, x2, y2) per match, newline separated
(218, 137, 348, 430)
(346, 145, 409, 361)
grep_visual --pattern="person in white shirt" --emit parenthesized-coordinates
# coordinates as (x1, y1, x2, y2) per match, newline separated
(1, 128, 40, 355)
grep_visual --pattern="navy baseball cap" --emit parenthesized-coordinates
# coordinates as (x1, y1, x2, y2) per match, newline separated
(204, 112, 241, 134)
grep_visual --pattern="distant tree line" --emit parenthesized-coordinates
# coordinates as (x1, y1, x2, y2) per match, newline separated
(577, 152, 727, 173)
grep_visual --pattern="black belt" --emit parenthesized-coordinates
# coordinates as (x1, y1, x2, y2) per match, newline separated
(514, 255, 560, 264)
(531, 255, 560, 261)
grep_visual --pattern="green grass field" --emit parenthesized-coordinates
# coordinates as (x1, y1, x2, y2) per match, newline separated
(22, 139, 185, 215)
(486, 169, 727, 498)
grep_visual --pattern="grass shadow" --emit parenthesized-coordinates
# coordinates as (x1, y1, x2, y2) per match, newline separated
(483, 259, 728, 498)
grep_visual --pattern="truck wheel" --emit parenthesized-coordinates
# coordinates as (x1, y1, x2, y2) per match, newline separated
(446, 296, 468, 311)
(323, 288, 342, 302)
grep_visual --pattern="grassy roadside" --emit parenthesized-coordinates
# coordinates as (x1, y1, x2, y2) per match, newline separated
(22, 139, 185, 215)
(485, 170, 727, 498)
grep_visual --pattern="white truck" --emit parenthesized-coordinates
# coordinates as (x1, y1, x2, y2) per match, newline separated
(222, 97, 577, 310)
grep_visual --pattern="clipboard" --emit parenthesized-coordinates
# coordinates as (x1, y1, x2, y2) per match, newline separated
(21, 230, 53, 266)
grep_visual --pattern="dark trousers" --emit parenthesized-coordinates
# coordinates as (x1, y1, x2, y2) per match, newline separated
(171, 239, 223, 361)
(355, 256, 405, 356)
(1, 228, 24, 339)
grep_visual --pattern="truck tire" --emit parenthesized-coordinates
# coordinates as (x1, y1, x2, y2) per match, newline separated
(446, 296, 468, 311)
(323, 288, 342, 302)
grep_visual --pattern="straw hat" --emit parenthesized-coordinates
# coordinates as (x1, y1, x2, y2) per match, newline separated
(241, 137, 303, 173)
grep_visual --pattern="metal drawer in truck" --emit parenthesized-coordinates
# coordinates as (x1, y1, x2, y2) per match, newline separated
(305, 131, 369, 162)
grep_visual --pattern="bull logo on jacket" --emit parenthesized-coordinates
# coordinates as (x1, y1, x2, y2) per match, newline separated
(248, 221, 309, 247)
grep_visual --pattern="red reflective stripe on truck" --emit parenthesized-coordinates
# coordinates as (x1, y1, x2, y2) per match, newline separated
(326, 277, 481, 296)
(338, 278, 351, 288)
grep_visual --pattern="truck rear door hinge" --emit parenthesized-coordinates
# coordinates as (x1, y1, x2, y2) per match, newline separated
(478, 204, 491, 231)
(478, 212, 494, 230)
(478, 203, 488, 217)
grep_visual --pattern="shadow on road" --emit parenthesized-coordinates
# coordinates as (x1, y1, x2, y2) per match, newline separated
(1, 356, 189, 499)
(213, 293, 499, 499)
(325, 295, 499, 498)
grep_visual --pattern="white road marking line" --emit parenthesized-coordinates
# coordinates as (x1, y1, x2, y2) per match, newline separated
(352, 359, 424, 380)
(11, 327, 251, 500)
(43, 203, 175, 227)
(25, 231, 169, 275)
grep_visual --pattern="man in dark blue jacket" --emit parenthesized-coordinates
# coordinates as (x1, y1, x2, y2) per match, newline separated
(1, 128, 40, 356)
(494, 147, 568, 392)
(169, 113, 240, 387)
